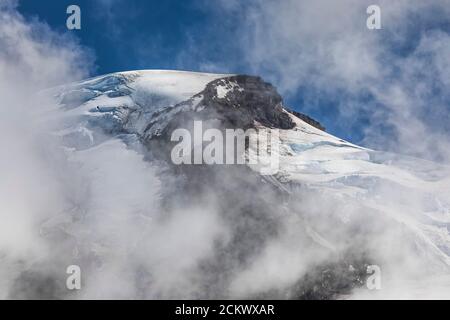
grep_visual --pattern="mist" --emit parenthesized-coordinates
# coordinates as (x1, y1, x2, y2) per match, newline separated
(0, 2, 229, 299)
(1, 0, 449, 300)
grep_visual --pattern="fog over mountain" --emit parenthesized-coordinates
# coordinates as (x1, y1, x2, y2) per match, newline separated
(1, 1, 449, 300)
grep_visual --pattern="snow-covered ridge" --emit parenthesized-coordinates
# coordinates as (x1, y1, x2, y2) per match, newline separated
(52, 70, 232, 146)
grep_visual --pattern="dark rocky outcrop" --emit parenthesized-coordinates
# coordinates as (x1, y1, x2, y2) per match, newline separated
(287, 109, 326, 131)
(201, 75, 295, 130)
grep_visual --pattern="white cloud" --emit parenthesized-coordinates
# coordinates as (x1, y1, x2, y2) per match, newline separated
(201, 0, 450, 161)
(0, 1, 94, 297)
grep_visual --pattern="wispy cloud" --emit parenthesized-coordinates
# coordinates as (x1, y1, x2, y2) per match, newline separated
(0, 0, 94, 297)
(185, 0, 450, 161)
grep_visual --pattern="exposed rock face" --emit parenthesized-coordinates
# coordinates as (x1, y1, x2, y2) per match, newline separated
(202, 75, 295, 130)
(142, 75, 296, 142)
(287, 109, 326, 131)
(139, 75, 299, 163)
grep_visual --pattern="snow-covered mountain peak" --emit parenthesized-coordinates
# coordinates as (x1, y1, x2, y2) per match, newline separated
(48, 69, 450, 299)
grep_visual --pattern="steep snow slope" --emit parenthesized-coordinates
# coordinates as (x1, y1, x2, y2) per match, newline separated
(51, 70, 229, 147)
(43, 70, 450, 299)
(277, 114, 450, 271)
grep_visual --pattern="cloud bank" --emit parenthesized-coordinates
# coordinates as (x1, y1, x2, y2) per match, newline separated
(0, 0, 92, 297)
(184, 0, 450, 162)
(0, 1, 228, 299)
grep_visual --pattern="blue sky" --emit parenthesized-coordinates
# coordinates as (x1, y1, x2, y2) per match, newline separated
(18, 1, 219, 73)
(17, 0, 450, 157)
